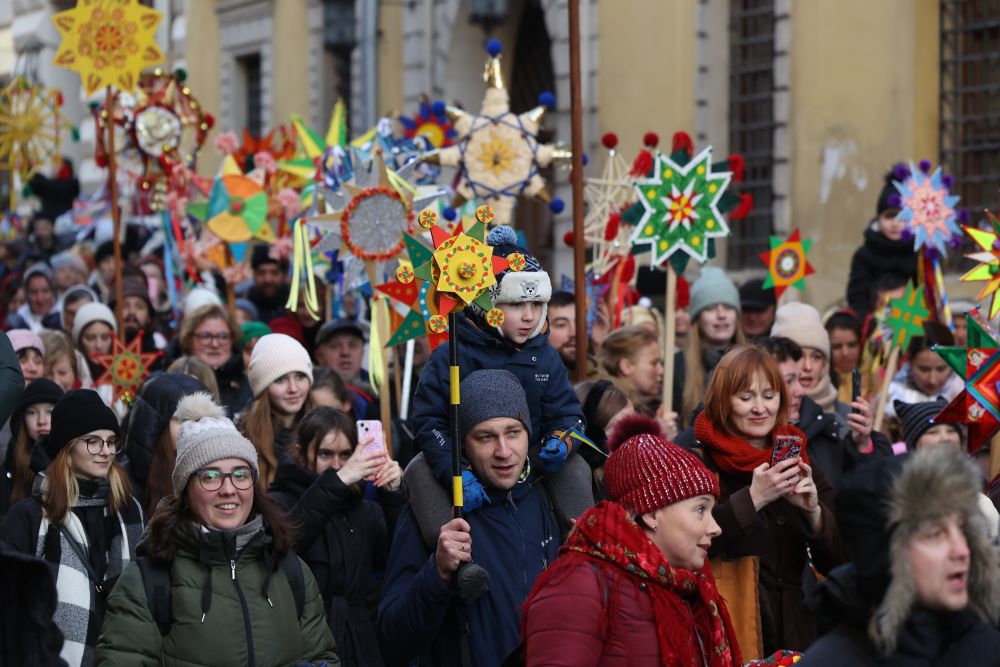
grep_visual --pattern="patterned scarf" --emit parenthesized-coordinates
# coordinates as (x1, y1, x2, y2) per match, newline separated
(528, 502, 741, 667)
(694, 413, 809, 475)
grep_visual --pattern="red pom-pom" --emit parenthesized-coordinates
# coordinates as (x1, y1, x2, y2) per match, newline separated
(643, 132, 659, 148)
(620, 253, 636, 283)
(563, 230, 575, 247)
(676, 275, 690, 310)
(55, 91, 64, 107)
(607, 414, 666, 452)
(601, 132, 619, 150)
(95, 153, 108, 168)
(728, 155, 746, 183)
(604, 212, 621, 241)
(672, 131, 693, 155)
(729, 194, 753, 220)
(203, 113, 216, 129)
(630, 151, 653, 177)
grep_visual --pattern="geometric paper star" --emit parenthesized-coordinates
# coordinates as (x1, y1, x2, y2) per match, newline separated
(885, 282, 930, 350)
(92, 332, 162, 404)
(961, 211, 1000, 320)
(760, 228, 814, 298)
(894, 161, 962, 255)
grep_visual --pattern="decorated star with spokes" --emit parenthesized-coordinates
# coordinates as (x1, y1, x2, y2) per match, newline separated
(961, 211, 1000, 319)
(93, 332, 162, 405)
(760, 229, 814, 297)
(894, 161, 962, 254)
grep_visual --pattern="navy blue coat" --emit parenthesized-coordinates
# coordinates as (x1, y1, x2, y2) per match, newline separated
(411, 315, 584, 487)
(377, 475, 560, 667)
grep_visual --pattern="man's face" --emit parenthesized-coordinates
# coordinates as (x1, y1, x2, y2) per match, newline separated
(908, 513, 970, 612)
(741, 305, 775, 338)
(26, 275, 54, 315)
(547, 304, 576, 363)
(316, 332, 365, 380)
(463, 417, 529, 491)
(33, 218, 54, 242)
(122, 295, 151, 332)
(253, 263, 285, 298)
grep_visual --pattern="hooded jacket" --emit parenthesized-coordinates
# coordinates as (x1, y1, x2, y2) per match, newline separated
(801, 448, 1000, 665)
(846, 226, 918, 318)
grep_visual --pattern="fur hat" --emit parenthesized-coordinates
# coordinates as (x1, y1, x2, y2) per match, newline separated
(172, 392, 258, 494)
(483, 226, 552, 339)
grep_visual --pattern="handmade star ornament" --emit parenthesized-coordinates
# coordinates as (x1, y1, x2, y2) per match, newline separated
(885, 282, 930, 349)
(582, 132, 634, 279)
(93, 332, 162, 404)
(398, 97, 457, 149)
(0, 78, 67, 184)
(892, 160, 965, 255)
(760, 228, 814, 297)
(961, 211, 1000, 319)
(51, 0, 164, 96)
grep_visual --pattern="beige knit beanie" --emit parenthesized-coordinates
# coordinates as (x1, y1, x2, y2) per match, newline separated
(247, 333, 314, 398)
(770, 302, 831, 358)
(172, 392, 258, 494)
(72, 302, 118, 345)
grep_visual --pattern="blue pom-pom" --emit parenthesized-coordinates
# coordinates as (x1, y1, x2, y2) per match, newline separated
(442, 206, 457, 221)
(486, 39, 503, 57)
(918, 159, 932, 174)
(957, 208, 970, 223)
(538, 91, 556, 109)
(893, 163, 910, 181)
(549, 198, 565, 214)
(431, 100, 447, 117)
(887, 193, 902, 208)
(487, 225, 518, 247)
(582, 152, 589, 167)
(942, 174, 954, 189)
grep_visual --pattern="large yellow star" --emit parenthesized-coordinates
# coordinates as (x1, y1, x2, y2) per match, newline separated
(52, 0, 164, 96)
(432, 232, 497, 306)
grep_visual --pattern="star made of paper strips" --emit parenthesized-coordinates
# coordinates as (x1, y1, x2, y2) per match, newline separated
(52, 0, 164, 96)
(961, 211, 1000, 320)
(894, 161, 962, 255)
(93, 332, 162, 404)
(933, 314, 1000, 453)
(886, 282, 930, 349)
(760, 229, 814, 298)
(582, 133, 633, 279)
(0, 78, 66, 183)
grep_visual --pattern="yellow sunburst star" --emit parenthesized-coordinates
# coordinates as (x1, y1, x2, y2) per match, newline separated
(52, 0, 164, 96)
(0, 78, 66, 183)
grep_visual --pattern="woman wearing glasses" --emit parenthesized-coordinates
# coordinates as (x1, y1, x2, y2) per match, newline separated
(0, 389, 143, 667)
(178, 304, 252, 417)
(96, 392, 336, 666)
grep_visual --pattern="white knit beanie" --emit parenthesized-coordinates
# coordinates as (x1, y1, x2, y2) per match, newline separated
(770, 302, 831, 358)
(172, 392, 258, 494)
(183, 286, 222, 314)
(247, 333, 314, 398)
(72, 302, 118, 345)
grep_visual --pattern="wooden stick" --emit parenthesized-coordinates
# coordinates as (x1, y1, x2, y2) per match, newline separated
(873, 346, 899, 433)
(568, 0, 588, 383)
(223, 244, 237, 320)
(662, 264, 677, 414)
(106, 87, 125, 332)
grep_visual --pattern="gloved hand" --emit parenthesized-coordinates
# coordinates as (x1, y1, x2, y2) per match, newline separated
(461, 470, 490, 512)
(540, 433, 569, 472)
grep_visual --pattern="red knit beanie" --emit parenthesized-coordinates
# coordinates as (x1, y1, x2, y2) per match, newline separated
(604, 414, 719, 515)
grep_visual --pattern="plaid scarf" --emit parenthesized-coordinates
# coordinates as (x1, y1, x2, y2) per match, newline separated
(34, 478, 143, 667)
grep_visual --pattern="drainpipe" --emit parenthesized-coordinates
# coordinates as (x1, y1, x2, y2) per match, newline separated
(360, 0, 378, 127)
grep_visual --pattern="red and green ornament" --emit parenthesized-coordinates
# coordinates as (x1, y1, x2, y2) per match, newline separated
(886, 282, 930, 349)
(760, 228, 814, 297)
(93, 332, 163, 405)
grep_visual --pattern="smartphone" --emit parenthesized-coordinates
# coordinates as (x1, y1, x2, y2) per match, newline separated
(851, 369, 862, 414)
(356, 420, 386, 455)
(771, 435, 803, 466)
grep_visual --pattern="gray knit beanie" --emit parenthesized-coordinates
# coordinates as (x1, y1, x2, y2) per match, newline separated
(688, 267, 741, 319)
(458, 369, 531, 444)
(247, 333, 314, 398)
(172, 392, 258, 494)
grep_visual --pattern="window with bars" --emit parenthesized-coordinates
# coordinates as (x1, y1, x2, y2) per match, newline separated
(940, 1, 1000, 226)
(727, 0, 776, 269)
(236, 53, 263, 138)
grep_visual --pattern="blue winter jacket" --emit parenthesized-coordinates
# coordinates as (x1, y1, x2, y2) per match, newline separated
(412, 314, 585, 487)
(377, 474, 560, 666)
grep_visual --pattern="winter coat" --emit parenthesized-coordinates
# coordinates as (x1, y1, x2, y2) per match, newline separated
(214, 351, 253, 418)
(270, 461, 406, 667)
(846, 226, 918, 317)
(0, 331, 24, 517)
(411, 314, 584, 487)
(377, 474, 561, 667)
(0, 539, 66, 666)
(246, 284, 291, 326)
(95, 520, 338, 667)
(795, 396, 893, 489)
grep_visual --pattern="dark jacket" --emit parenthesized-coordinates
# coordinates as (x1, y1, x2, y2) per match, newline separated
(794, 396, 893, 489)
(214, 352, 253, 418)
(0, 539, 66, 666)
(269, 461, 405, 667)
(0, 331, 25, 518)
(412, 315, 584, 487)
(377, 474, 561, 667)
(246, 284, 291, 326)
(847, 226, 918, 317)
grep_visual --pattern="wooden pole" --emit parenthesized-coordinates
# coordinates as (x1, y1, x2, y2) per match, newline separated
(568, 0, 588, 382)
(873, 346, 900, 433)
(662, 264, 677, 414)
(106, 87, 125, 332)
(223, 244, 237, 320)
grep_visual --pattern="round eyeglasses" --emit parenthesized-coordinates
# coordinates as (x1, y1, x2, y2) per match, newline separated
(194, 467, 255, 491)
(77, 435, 123, 455)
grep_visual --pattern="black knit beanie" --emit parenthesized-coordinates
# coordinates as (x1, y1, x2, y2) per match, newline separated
(41, 389, 120, 460)
(895, 398, 955, 451)
(10, 378, 64, 443)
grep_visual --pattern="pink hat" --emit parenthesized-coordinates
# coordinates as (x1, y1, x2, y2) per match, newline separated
(7, 329, 45, 356)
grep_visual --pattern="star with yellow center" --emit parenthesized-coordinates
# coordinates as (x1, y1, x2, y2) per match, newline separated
(474, 131, 517, 178)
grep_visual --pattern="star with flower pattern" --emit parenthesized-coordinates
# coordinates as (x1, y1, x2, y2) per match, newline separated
(93, 332, 162, 404)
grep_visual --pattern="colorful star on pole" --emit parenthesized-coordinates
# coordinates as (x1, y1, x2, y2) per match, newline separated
(894, 161, 962, 254)
(933, 314, 1000, 452)
(398, 96, 457, 149)
(961, 211, 1000, 319)
(51, 0, 164, 96)
(886, 282, 930, 349)
(93, 332, 162, 404)
(759, 228, 814, 297)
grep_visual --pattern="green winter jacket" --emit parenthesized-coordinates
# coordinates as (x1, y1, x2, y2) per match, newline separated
(95, 521, 339, 667)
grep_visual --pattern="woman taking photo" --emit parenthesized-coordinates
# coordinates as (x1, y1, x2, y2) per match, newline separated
(692, 344, 843, 656)
(0, 389, 143, 667)
(96, 392, 336, 665)
(522, 414, 742, 666)
(270, 406, 404, 667)
(0, 378, 63, 515)
(177, 304, 251, 416)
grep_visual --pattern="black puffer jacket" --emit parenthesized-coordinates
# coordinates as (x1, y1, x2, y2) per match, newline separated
(214, 352, 253, 418)
(269, 461, 405, 667)
(0, 539, 65, 666)
(846, 226, 918, 317)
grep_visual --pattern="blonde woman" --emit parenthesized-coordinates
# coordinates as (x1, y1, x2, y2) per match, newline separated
(177, 304, 249, 415)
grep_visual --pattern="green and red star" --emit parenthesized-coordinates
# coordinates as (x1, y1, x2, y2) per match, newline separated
(93, 332, 162, 405)
(760, 229, 814, 297)
(886, 282, 930, 349)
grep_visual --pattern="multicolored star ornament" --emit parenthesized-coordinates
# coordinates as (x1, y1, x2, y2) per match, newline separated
(885, 282, 930, 349)
(398, 96, 457, 149)
(582, 132, 634, 279)
(961, 211, 1000, 319)
(52, 0, 164, 96)
(93, 332, 162, 404)
(759, 229, 814, 297)
(423, 40, 568, 226)
(893, 161, 963, 255)
(933, 314, 1000, 453)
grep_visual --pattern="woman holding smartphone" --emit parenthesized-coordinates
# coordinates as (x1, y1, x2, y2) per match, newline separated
(689, 344, 844, 658)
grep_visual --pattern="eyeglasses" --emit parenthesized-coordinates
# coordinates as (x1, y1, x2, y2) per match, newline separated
(193, 331, 231, 345)
(77, 435, 123, 455)
(194, 467, 255, 491)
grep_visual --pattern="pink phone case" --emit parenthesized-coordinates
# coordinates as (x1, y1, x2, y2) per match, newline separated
(770, 435, 802, 466)
(356, 420, 386, 454)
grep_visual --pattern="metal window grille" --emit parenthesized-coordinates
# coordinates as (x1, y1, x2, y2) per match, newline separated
(238, 53, 263, 138)
(727, 0, 775, 269)
(940, 1, 1000, 229)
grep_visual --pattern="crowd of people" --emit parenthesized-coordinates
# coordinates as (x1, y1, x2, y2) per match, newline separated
(1, 164, 999, 667)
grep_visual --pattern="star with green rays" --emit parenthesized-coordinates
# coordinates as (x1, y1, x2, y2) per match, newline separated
(629, 146, 732, 267)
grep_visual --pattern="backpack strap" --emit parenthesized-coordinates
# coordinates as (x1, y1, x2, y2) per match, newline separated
(136, 556, 173, 636)
(279, 552, 306, 620)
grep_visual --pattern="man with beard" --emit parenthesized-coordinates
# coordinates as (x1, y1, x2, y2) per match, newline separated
(111, 270, 167, 370)
(242, 245, 290, 323)
(546, 291, 599, 378)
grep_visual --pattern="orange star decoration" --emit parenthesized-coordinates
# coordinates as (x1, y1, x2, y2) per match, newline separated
(52, 0, 164, 96)
(759, 228, 815, 298)
(93, 332, 162, 404)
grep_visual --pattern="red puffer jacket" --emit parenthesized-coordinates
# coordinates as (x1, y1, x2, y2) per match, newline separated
(523, 556, 663, 666)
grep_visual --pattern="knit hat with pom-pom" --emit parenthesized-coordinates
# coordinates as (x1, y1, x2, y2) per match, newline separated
(604, 414, 719, 515)
(172, 392, 258, 494)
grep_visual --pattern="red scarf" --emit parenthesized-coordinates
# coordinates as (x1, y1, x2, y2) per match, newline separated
(525, 502, 741, 667)
(694, 412, 808, 475)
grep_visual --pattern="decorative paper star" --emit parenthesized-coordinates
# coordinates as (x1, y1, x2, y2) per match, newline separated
(961, 211, 1000, 319)
(0, 78, 66, 183)
(398, 97, 457, 149)
(933, 314, 1000, 453)
(886, 282, 930, 349)
(52, 0, 164, 96)
(93, 332, 162, 404)
(894, 161, 962, 254)
(582, 133, 634, 279)
(760, 229, 814, 297)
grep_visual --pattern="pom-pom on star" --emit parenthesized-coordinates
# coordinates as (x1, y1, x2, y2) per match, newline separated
(759, 229, 814, 297)
(961, 211, 1000, 319)
(886, 282, 930, 349)
(893, 160, 964, 255)
(398, 96, 457, 149)
(93, 332, 162, 405)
